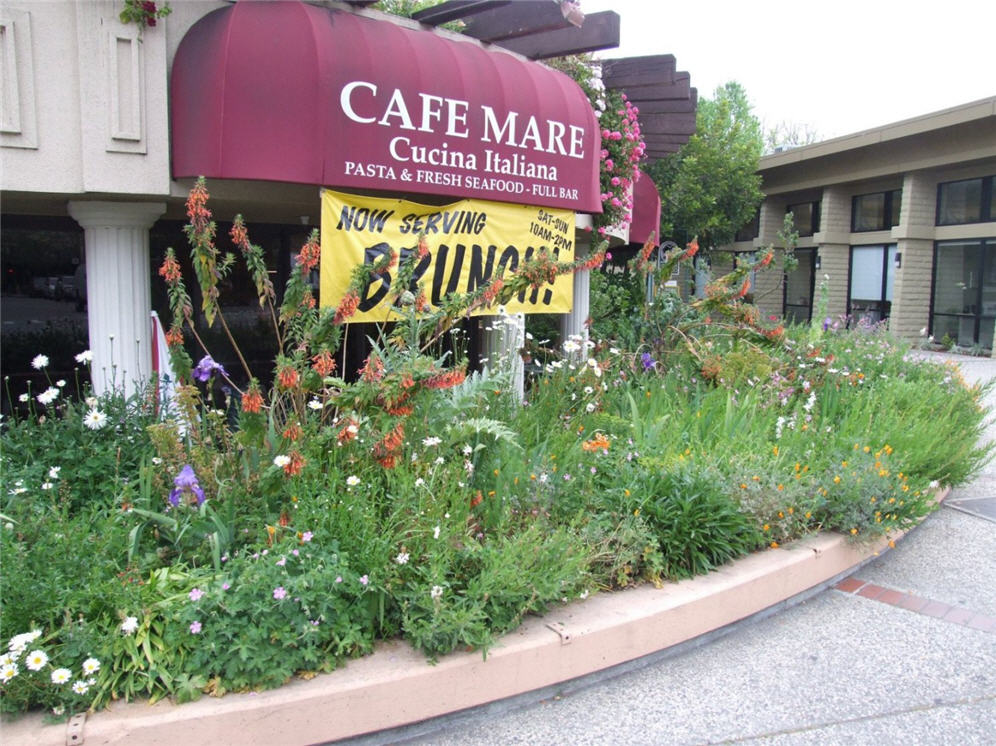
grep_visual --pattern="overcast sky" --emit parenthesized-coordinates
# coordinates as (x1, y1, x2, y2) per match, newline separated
(582, 0, 996, 141)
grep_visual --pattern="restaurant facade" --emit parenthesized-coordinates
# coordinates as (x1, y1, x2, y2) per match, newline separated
(2, 0, 683, 398)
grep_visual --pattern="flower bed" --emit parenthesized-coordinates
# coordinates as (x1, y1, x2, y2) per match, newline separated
(1, 183, 990, 718)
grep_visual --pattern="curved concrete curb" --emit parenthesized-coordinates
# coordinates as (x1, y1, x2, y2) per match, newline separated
(1, 520, 933, 746)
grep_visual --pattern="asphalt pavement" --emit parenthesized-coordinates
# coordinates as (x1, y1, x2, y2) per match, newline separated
(348, 351, 996, 746)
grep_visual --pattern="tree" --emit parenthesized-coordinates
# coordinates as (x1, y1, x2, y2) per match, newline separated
(647, 82, 764, 250)
(764, 120, 822, 155)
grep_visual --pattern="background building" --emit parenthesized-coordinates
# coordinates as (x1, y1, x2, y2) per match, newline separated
(722, 97, 996, 351)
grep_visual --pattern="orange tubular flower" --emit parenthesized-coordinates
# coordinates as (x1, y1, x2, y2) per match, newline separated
(372, 423, 405, 469)
(359, 354, 385, 383)
(482, 277, 504, 305)
(158, 254, 182, 284)
(334, 290, 360, 325)
(282, 423, 302, 442)
(758, 249, 774, 268)
(277, 365, 300, 390)
(298, 237, 321, 274)
(284, 451, 305, 477)
(736, 278, 751, 299)
(684, 238, 699, 258)
(582, 433, 611, 452)
(185, 179, 212, 231)
(230, 219, 249, 252)
(241, 385, 264, 414)
(337, 418, 359, 445)
(165, 328, 184, 348)
(424, 368, 466, 390)
(414, 291, 428, 312)
(311, 350, 337, 377)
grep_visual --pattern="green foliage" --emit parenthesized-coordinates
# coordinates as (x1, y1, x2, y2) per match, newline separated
(630, 464, 764, 579)
(647, 81, 764, 248)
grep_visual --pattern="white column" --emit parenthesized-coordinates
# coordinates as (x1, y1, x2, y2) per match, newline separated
(559, 236, 591, 347)
(68, 201, 165, 396)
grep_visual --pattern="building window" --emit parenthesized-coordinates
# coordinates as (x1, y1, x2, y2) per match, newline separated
(930, 239, 995, 348)
(852, 189, 902, 232)
(735, 210, 760, 242)
(784, 247, 816, 323)
(936, 176, 994, 225)
(787, 201, 820, 237)
(849, 244, 896, 324)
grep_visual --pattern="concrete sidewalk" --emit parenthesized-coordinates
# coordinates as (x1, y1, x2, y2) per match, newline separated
(357, 351, 996, 746)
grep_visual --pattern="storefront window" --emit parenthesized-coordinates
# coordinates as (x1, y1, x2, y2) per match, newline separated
(931, 239, 995, 348)
(784, 248, 816, 323)
(849, 244, 896, 325)
(0, 217, 89, 411)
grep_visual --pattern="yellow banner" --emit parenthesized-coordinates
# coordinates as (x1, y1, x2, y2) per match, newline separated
(320, 190, 575, 323)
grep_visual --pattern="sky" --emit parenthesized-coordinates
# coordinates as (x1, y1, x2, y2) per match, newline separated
(581, 0, 996, 141)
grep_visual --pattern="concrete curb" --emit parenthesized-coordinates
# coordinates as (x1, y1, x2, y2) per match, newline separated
(2, 517, 931, 746)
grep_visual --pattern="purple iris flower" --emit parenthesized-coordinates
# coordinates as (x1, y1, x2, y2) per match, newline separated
(641, 352, 656, 371)
(822, 317, 832, 331)
(169, 464, 206, 506)
(192, 355, 228, 383)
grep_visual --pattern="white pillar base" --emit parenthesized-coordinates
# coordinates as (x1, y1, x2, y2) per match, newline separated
(68, 201, 165, 396)
(560, 238, 591, 350)
(481, 312, 525, 402)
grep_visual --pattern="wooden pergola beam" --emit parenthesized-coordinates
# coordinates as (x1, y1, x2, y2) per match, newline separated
(496, 10, 619, 59)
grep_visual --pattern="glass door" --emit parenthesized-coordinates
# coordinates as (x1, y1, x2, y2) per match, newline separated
(849, 244, 896, 325)
(784, 248, 816, 323)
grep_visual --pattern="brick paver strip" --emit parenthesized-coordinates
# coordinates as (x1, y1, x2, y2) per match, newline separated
(856, 583, 885, 600)
(834, 577, 867, 593)
(836, 577, 996, 634)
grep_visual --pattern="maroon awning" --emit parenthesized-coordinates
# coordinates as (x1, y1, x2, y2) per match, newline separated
(629, 170, 661, 246)
(171, 1, 602, 213)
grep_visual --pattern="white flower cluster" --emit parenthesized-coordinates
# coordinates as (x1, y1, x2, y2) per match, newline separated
(1, 630, 100, 696)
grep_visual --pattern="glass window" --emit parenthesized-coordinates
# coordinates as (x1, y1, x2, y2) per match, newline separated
(853, 193, 886, 231)
(852, 189, 902, 232)
(937, 178, 983, 225)
(735, 210, 760, 242)
(787, 201, 819, 236)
